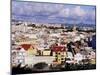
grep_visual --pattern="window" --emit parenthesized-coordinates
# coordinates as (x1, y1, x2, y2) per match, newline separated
(18, 59, 24, 63)
(18, 52, 23, 56)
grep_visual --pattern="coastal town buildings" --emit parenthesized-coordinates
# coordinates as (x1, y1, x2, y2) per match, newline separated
(11, 21, 96, 67)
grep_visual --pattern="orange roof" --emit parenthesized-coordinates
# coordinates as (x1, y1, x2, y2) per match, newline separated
(52, 46, 66, 52)
(20, 44, 32, 51)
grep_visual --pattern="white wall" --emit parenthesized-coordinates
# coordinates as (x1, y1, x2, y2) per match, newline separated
(0, 0, 99, 75)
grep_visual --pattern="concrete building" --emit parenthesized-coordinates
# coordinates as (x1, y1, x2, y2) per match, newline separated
(52, 46, 67, 64)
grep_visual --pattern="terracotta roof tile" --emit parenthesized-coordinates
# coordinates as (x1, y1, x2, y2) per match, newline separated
(20, 44, 31, 51)
(52, 46, 66, 52)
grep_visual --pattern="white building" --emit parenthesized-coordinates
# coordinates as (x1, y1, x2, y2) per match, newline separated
(12, 48, 26, 66)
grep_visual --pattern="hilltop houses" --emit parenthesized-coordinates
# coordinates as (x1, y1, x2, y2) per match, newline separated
(11, 21, 96, 67)
(20, 44, 37, 56)
(12, 44, 37, 66)
(52, 46, 67, 64)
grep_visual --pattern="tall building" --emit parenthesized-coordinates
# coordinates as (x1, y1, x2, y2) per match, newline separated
(22, 22, 28, 32)
(73, 25, 77, 32)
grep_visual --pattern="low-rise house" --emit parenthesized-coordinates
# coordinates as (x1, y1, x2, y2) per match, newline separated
(12, 44, 37, 66)
(12, 47, 26, 66)
(12, 50, 18, 66)
(52, 46, 67, 64)
(21, 44, 37, 56)
(42, 49, 51, 56)
(74, 53, 83, 64)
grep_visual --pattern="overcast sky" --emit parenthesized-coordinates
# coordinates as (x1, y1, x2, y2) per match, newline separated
(12, 1, 96, 25)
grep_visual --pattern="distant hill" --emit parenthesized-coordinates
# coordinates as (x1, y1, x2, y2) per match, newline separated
(12, 19, 95, 27)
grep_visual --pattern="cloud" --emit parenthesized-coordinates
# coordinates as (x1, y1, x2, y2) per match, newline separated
(91, 10, 95, 20)
(73, 6, 86, 17)
(48, 6, 86, 20)
(58, 8, 70, 17)
(48, 8, 70, 19)
(12, 1, 96, 24)
(12, 1, 65, 16)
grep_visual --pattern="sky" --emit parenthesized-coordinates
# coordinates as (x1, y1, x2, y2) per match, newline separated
(12, 1, 96, 25)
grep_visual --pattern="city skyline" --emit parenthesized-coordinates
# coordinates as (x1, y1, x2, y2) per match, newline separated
(12, 1, 96, 25)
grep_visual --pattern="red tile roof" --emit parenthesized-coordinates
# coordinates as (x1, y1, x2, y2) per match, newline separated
(52, 46, 66, 52)
(20, 44, 32, 51)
